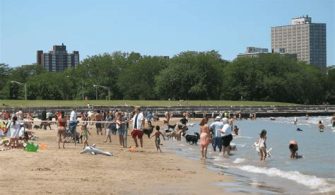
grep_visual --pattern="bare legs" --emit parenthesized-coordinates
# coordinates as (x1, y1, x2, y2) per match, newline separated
(119, 135, 124, 146)
(105, 133, 111, 143)
(222, 146, 231, 157)
(260, 147, 267, 161)
(58, 134, 65, 149)
(133, 137, 143, 148)
(57, 128, 65, 149)
(200, 145, 208, 159)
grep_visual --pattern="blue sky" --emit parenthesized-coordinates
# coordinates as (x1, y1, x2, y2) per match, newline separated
(0, 0, 334, 67)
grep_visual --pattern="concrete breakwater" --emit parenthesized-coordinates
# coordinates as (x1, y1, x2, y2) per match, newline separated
(2, 105, 334, 118)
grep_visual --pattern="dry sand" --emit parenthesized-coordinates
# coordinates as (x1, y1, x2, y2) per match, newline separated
(0, 118, 237, 195)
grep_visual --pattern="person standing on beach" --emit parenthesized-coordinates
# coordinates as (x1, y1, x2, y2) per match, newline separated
(57, 111, 67, 149)
(210, 116, 223, 152)
(95, 110, 103, 135)
(69, 108, 78, 139)
(104, 111, 113, 143)
(258, 129, 267, 161)
(122, 112, 129, 148)
(131, 107, 145, 148)
(81, 114, 91, 149)
(199, 118, 211, 159)
(221, 118, 233, 156)
(116, 112, 126, 147)
(6, 115, 20, 148)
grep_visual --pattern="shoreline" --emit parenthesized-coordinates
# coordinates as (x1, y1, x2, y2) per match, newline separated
(0, 118, 239, 195)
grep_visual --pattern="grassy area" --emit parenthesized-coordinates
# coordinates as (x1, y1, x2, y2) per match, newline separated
(0, 100, 296, 108)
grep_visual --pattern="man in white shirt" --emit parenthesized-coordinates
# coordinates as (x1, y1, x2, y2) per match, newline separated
(69, 109, 78, 136)
(209, 116, 223, 152)
(221, 117, 233, 156)
(70, 109, 77, 123)
(131, 106, 145, 148)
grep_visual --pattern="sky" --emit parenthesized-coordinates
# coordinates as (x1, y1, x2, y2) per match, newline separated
(0, 0, 334, 67)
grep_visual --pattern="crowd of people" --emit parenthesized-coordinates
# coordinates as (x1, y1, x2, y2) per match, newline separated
(1, 109, 334, 162)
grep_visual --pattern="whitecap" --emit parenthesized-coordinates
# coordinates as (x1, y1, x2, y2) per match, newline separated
(213, 156, 224, 162)
(237, 165, 332, 192)
(236, 144, 246, 148)
(233, 158, 245, 164)
(235, 135, 253, 139)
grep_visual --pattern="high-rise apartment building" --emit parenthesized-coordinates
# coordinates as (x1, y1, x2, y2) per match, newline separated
(271, 15, 326, 69)
(237, 47, 269, 58)
(37, 44, 79, 72)
(237, 46, 297, 59)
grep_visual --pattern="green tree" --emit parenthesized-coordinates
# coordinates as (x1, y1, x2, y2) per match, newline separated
(117, 55, 169, 99)
(223, 54, 326, 104)
(325, 67, 335, 104)
(27, 72, 73, 100)
(155, 51, 225, 100)
(0, 63, 11, 99)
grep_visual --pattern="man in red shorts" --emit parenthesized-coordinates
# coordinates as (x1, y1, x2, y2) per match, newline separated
(131, 107, 145, 148)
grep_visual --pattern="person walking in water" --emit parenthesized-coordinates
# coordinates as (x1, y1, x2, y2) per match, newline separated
(209, 116, 223, 152)
(221, 118, 233, 157)
(199, 118, 211, 159)
(258, 129, 267, 161)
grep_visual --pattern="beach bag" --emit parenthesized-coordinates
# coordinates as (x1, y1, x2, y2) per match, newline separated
(25, 142, 39, 152)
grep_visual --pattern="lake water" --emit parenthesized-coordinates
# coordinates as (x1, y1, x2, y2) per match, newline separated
(164, 116, 335, 194)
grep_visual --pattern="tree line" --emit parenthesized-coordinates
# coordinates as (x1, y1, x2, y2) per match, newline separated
(0, 51, 334, 104)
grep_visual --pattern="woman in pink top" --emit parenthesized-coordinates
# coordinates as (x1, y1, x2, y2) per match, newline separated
(199, 117, 211, 159)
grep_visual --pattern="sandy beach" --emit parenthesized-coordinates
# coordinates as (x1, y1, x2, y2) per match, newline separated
(0, 118, 236, 195)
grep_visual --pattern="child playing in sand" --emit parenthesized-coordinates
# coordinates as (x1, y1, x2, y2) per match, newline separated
(258, 129, 267, 161)
(81, 114, 91, 149)
(151, 126, 165, 152)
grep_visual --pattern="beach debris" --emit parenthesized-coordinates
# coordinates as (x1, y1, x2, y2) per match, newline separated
(80, 144, 112, 156)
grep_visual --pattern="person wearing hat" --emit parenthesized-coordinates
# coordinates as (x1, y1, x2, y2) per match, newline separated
(221, 117, 233, 156)
(209, 116, 223, 152)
